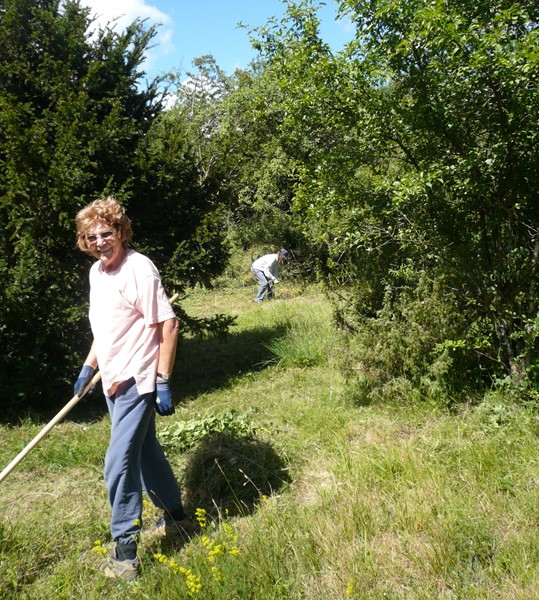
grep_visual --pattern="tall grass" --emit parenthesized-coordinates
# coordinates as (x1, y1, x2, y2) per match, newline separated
(1, 282, 539, 598)
(262, 299, 340, 369)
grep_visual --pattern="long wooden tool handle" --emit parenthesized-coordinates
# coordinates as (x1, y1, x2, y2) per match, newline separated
(0, 371, 102, 484)
(0, 291, 180, 485)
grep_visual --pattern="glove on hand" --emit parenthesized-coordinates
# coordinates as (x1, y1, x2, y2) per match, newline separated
(74, 364, 96, 397)
(273, 278, 279, 284)
(155, 381, 175, 416)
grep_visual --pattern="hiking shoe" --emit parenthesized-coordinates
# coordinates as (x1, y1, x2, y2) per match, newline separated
(100, 546, 140, 582)
(154, 514, 199, 543)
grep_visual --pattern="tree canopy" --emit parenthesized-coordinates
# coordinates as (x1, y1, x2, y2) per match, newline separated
(0, 0, 228, 412)
(235, 0, 539, 394)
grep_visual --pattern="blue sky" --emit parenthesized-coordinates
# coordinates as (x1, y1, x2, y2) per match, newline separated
(80, 0, 353, 80)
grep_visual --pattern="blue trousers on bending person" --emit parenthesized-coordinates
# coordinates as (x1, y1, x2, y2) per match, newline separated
(251, 267, 274, 302)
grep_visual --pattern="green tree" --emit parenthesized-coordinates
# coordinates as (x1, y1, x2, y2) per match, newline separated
(165, 55, 301, 254)
(0, 0, 227, 412)
(252, 0, 539, 388)
(131, 106, 230, 290)
(341, 0, 539, 379)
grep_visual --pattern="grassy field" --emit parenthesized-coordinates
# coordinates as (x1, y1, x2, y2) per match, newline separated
(1, 280, 539, 599)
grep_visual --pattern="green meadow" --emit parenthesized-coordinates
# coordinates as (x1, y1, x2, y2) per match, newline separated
(1, 280, 539, 599)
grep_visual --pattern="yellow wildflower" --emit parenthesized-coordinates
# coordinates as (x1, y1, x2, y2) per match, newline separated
(91, 540, 108, 558)
(222, 522, 239, 543)
(178, 566, 202, 595)
(154, 555, 202, 595)
(195, 507, 207, 529)
(208, 543, 225, 562)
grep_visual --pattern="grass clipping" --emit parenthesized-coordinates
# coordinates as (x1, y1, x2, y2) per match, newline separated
(182, 431, 291, 517)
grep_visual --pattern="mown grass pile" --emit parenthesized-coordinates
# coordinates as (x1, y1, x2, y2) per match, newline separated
(1, 280, 539, 598)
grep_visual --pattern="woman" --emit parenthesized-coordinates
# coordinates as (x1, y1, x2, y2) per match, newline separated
(74, 196, 192, 581)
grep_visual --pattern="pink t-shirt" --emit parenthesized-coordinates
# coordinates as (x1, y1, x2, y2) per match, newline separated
(89, 249, 176, 397)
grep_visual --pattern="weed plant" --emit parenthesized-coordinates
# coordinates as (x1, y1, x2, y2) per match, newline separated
(1, 281, 539, 598)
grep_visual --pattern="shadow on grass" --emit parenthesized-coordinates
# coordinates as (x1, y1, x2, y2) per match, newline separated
(172, 323, 287, 402)
(182, 432, 291, 518)
(1, 322, 286, 427)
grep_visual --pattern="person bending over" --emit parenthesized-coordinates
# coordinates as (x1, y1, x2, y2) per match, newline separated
(251, 248, 288, 303)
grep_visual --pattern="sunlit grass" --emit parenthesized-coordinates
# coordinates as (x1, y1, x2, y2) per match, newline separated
(1, 282, 539, 598)
(263, 301, 340, 368)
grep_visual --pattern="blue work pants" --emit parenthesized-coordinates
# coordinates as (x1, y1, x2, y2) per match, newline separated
(104, 378, 182, 544)
(251, 268, 273, 302)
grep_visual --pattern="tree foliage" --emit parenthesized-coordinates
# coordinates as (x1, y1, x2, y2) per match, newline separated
(248, 0, 539, 392)
(0, 0, 228, 412)
(165, 55, 300, 253)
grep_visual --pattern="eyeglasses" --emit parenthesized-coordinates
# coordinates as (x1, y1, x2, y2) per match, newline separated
(85, 231, 114, 244)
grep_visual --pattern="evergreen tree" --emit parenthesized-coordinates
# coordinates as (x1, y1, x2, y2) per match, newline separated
(0, 0, 228, 412)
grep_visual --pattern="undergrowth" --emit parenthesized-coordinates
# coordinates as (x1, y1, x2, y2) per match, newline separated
(158, 409, 258, 453)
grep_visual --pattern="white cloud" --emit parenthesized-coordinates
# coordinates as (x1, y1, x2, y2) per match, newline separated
(80, 0, 175, 77)
(82, 0, 170, 31)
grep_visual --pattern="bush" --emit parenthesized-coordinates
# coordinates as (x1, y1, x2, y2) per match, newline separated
(341, 274, 485, 404)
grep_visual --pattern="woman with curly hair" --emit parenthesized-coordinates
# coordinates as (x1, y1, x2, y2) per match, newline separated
(74, 196, 193, 581)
